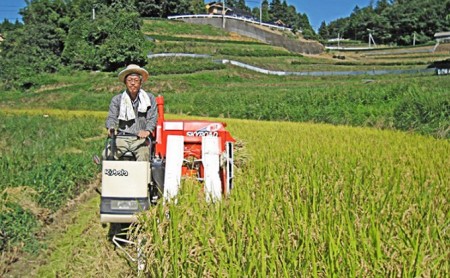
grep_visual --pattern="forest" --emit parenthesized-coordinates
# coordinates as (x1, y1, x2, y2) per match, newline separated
(319, 0, 450, 45)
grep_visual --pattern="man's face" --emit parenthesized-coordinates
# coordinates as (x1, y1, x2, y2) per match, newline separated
(125, 74, 142, 95)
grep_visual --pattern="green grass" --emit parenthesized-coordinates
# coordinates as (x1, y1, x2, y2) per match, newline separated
(142, 18, 229, 37)
(1, 68, 448, 138)
(151, 40, 296, 57)
(0, 111, 104, 253)
(147, 57, 225, 75)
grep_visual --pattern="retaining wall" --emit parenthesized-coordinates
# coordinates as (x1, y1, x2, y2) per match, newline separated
(179, 17, 324, 55)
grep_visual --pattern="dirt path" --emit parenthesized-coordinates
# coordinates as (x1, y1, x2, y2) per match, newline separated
(5, 182, 134, 277)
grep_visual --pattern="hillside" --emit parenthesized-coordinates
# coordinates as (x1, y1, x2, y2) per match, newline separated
(172, 16, 324, 54)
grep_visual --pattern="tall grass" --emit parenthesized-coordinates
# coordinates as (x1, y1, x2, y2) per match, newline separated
(132, 119, 450, 276)
(0, 111, 104, 252)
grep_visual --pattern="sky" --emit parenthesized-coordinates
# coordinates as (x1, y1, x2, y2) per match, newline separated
(249, 0, 372, 30)
(0, 0, 372, 30)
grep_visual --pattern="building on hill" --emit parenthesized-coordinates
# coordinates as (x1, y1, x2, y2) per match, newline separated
(205, 2, 254, 20)
(434, 31, 450, 43)
(273, 19, 287, 27)
(205, 2, 231, 15)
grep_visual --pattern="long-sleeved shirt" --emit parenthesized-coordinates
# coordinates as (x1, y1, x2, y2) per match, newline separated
(105, 91, 158, 135)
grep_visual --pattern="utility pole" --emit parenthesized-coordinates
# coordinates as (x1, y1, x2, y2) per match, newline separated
(260, 0, 262, 25)
(338, 32, 340, 49)
(367, 29, 376, 48)
(222, 0, 226, 28)
(413, 32, 416, 46)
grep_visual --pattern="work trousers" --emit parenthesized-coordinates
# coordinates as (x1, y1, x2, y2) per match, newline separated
(103, 136, 149, 161)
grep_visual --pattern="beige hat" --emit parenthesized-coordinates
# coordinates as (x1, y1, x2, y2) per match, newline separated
(118, 64, 149, 83)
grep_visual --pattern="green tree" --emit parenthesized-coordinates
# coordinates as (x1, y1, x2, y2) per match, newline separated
(0, 19, 23, 34)
(327, 17, 349, 39)
(318, 21, 330, 40)
(62, 6, 150, 71)
(190, 0, 206, 14)
(269, 0, 283, 22)
(135, 0, 163, 17)
(261, 0, 270, 22)
(327, 0, 450, 45)
(297, 13, 317, 40)
(0, 0, 71, 88)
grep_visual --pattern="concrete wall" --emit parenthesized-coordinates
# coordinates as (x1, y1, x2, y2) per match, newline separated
(180, 17, 324, 55)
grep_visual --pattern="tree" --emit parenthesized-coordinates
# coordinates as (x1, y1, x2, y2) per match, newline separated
(0, 0, 153, 89)
(261, 0, 270, 23)
(0, 19, 23, 34)
(190, 0, 206, 14)
(297, 13, 317, 39)
(62, 6, 150, 71)
(284, 4, 297, 28)
(135, 0, 163, 17)
(0, 0, 72, 88)
(326, 0, 450, 45)
(269, 0, 283, 22)
(318, 21, 330, 40)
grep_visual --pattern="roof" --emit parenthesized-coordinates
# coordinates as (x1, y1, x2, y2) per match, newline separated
(434, 31, 450, 38)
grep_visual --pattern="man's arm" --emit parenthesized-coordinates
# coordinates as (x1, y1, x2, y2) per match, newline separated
(105, 95, 121, 131)
(145, 93, 158, 133)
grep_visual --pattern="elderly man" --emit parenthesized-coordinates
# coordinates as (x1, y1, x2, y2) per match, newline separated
(104, 64, 158, 161)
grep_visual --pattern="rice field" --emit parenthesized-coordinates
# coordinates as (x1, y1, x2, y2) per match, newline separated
(0, 108, 448, 277)
(131, 119, 450, 277)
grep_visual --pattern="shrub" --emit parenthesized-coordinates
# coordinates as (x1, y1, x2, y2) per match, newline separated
(62, 6, 151, 71)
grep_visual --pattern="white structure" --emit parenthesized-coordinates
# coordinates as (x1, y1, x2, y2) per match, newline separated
(434, 31, 450, 43)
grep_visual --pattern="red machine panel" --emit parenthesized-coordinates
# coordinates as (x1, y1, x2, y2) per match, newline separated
(154, 96, 235, 159)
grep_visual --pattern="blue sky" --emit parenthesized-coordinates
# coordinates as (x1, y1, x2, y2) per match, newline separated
(0, 0, 371, 30)
(247, 0, 372, 30)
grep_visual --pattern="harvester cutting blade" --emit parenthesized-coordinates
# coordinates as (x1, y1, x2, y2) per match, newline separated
(202, 136, 222, 202)
(163, 135, 184, 202)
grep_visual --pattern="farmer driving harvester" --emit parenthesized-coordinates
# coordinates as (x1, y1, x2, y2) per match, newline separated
(103, 64, 158, 161)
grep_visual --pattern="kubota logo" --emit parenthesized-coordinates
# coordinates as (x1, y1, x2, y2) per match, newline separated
(186, 124, 221, 137)
(104, 169, 128, 176)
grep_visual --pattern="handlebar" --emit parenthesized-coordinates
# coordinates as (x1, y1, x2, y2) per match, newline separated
(106, 129, 117, 160)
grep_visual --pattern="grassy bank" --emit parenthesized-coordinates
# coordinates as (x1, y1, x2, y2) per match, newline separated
(2, 68, 448, 138)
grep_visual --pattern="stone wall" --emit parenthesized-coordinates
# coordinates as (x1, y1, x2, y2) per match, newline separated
(180, 17, 324, 55)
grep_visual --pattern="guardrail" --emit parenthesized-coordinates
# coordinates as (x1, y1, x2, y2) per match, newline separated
(167, 14, 294, 32)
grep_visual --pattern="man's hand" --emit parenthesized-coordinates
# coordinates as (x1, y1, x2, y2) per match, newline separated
(138, 130, 151, 139)
(108, 128, 115, 137)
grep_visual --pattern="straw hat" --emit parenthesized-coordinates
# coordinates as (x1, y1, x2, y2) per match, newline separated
(118, 64, 149, 83)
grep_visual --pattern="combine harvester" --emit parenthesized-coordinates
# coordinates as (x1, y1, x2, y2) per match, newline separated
(98, 95, 235, 268)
